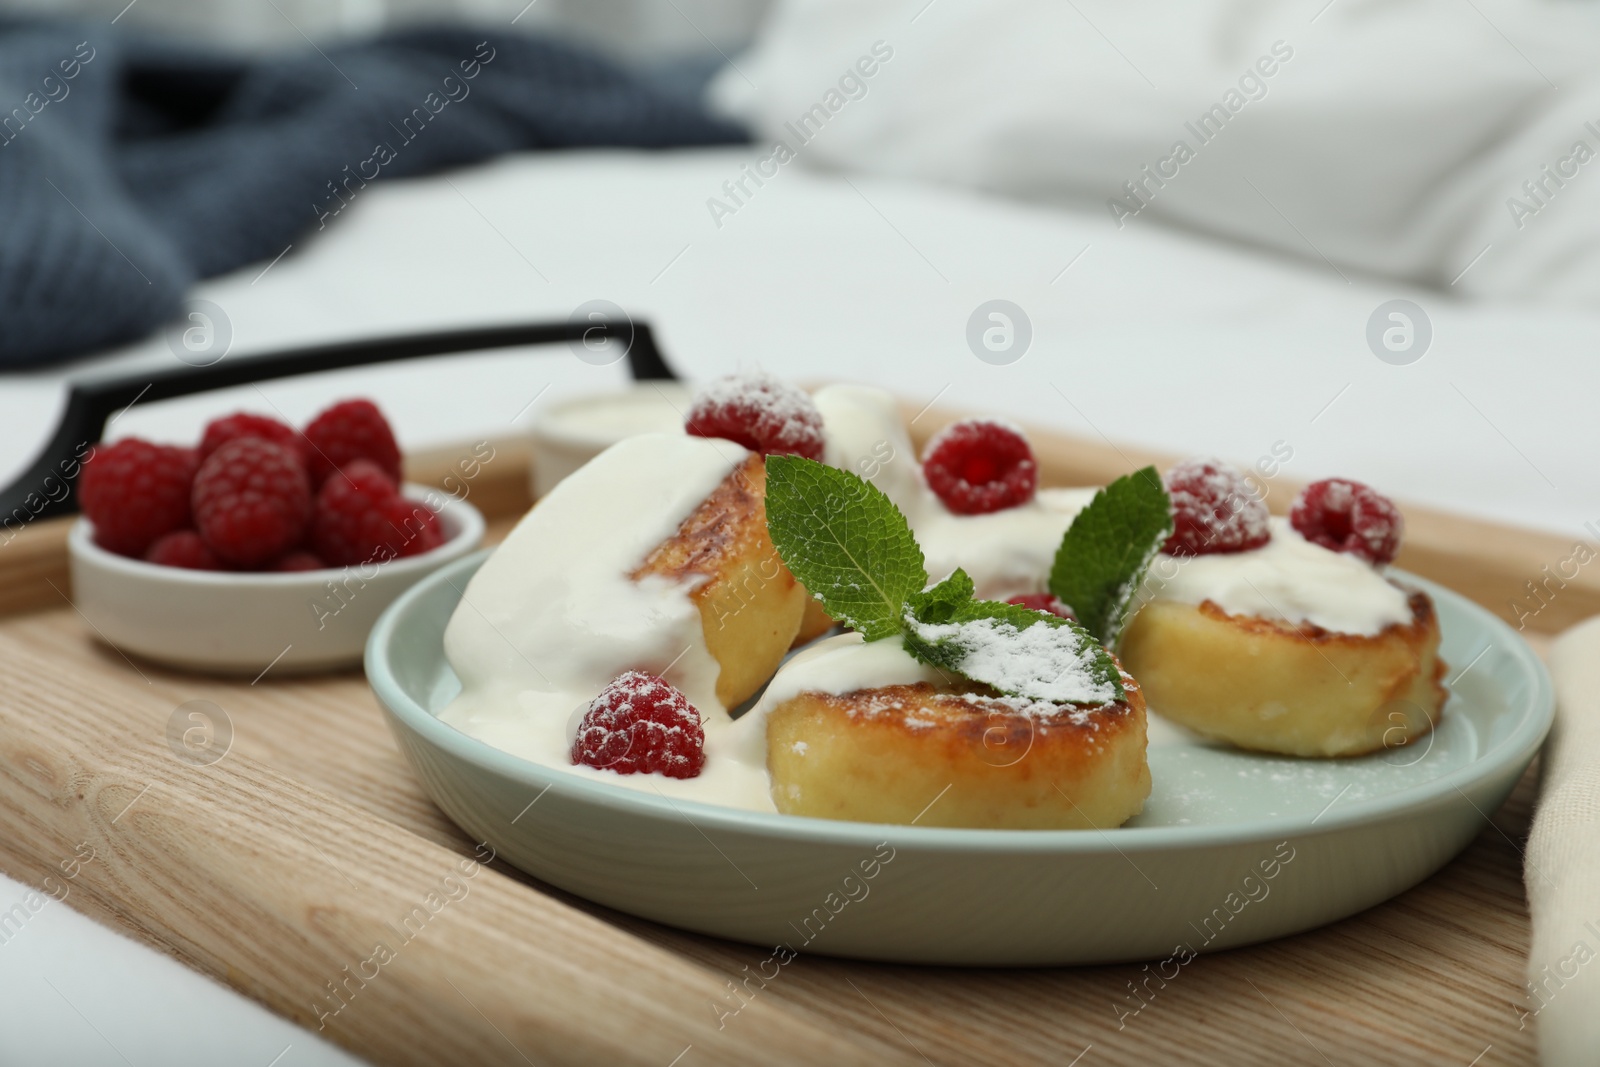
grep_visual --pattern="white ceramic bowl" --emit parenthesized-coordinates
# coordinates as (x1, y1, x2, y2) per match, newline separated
(69, 486, 484, 675)
(528, 383, 692, 498)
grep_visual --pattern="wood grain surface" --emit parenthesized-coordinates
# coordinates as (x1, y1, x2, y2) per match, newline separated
(0, 612, 910, 1067)
(0, 413, 1555, 1066)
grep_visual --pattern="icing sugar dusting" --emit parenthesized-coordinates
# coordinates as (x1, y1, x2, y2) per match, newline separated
(685, 371, 824, 456)
(570, 670, 706, 779)
(1164, 457, 1270, 553)
(902, 615, 1120, 705)
(988, 695, 1101, 726)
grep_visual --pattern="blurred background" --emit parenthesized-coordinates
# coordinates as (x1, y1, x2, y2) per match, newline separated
(1, 0, 1597, 542)
(0, 0, 773, 58)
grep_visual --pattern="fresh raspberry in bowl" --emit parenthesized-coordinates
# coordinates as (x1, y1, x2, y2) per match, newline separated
(571, 671, 706, 778)
(312, 460, 440, 567)
(143, 530, 221, 570)
(383, 496, 443, 556)
(79, 398, 438, 574)
(78, 438, 199, 557)
(1290, 478, 1402, 565)
(1161, 458, 1270, 557)
(302, 399, 403, 488)
(198, 412, 304, 461)
(65, 395, 482, 675)
(921, 418, 1038, 515)
(685, 372, 825, 459)
(192, 438, 313, 568)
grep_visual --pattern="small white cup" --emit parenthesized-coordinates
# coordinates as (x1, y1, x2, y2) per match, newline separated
(528, 383, 693, 498)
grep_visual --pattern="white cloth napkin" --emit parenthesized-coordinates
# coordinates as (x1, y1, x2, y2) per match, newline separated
(1526, 616, 1600, 1063)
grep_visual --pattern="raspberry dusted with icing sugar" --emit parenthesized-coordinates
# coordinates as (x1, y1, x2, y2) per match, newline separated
(1291, 478, 1403, 565)
(571, 671, 706, 778)
(301, 399, 403, 488)
(143, 530, 221, 570)
(684, 372, 825, 459)
(192, 438, 313, 567)
(78, 438, 199, 557)
(198, 412, 303, 461)
(1161, 458, 1271, 557)
(1005, 593, 1077, 621)
(921, 419, 1038, 515)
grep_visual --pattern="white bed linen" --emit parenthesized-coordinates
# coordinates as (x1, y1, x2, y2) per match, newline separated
(711, 0, 1600, 306)
(7, 147, 1595, 534)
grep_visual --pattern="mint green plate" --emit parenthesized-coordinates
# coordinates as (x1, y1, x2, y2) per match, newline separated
(367, 553, 1551, 965)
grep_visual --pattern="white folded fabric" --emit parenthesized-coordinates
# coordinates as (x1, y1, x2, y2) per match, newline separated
(711, 0, 1600, 305)
(1526, 616, 1600, 1063)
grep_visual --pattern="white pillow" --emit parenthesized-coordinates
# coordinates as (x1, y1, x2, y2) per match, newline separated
(710, 0, 1600, 305)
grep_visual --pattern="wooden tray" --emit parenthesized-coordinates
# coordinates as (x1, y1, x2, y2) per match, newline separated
(0, 410, 1552, 1066)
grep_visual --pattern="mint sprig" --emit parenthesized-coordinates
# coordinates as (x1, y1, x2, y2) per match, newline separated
(1047, 466, 1172, 648)
(904, 568, 974, 625)
(765, 454, 928, 640)
(765, 457, 1124, 706)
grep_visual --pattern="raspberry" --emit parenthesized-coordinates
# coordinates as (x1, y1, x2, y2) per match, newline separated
(78, 439, 198, 557)
(379, 495, 444, 558)
(921, 419, 1038, 515)
(1005, 593, 1076, 621)
(310, 460, 440, 566)
(1162, 458, 1270, 557)
(1290, 478, 1402, 565)
(571, 671, 705, 779)
(685, 372, 825, 459)
(198, 412, 303, 461)
(143, 530, 221, 570)
(273, 551, 326, 572)
(192, 438, 312, 567)
(301, 399, 402, 488)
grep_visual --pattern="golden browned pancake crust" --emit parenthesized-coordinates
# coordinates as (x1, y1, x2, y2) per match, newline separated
(634, 455, 806, 707)
(1120, 589, 1446, 758)
(766, 673, 1151, 829)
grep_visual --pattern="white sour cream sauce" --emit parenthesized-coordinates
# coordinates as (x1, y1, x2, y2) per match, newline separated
(810, 385, 1409, 636)
(1140, 517, 1411, 636)
(811, 384, 1093, 600)
(440, 386, 1412, 812)
(438, 433, 777, 809)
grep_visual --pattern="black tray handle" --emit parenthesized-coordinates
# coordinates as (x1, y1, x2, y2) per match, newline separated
(1, 319, 674, 526)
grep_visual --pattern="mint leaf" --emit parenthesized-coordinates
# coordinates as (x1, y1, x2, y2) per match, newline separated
(765, 455, 928, 641)
(763, 456, 1128, 707)
(1048, 466, 1172, 648)
(903, 597, 1125, 705)
(905, 568, 974, 626)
